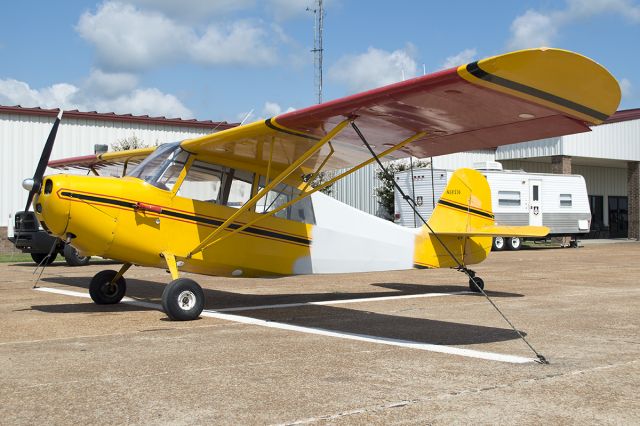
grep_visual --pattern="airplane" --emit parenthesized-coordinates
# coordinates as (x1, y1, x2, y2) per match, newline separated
(22, 48, 620, 321)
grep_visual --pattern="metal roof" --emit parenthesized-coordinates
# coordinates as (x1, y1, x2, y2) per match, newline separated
(0, 105, 238, 130)
(601, 108, 640, 125)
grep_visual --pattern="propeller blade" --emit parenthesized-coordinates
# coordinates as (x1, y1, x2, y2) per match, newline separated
(24, 110, 63, 211)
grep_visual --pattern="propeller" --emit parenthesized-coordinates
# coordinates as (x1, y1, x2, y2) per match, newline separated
(22, 110, 63, 211)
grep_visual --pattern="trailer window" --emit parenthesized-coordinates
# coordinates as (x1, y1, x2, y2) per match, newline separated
(560, 193, 572, 207)
(498, 191, 521, 207)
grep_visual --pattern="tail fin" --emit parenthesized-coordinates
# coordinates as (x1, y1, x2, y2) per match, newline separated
(427, 168, 548, 237)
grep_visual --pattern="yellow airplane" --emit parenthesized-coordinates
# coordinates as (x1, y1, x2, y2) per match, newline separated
(24, 48, 620, 321)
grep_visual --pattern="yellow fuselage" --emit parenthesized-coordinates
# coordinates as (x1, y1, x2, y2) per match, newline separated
(34, 174, 491, 277)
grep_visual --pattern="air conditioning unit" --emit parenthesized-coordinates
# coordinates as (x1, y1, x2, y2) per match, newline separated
(473, 161, 503, 171)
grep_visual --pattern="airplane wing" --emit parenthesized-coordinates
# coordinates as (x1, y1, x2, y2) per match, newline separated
(49, 48, 620, 176)
(180, 48, 620, 173)
(48, 147, 157, 172)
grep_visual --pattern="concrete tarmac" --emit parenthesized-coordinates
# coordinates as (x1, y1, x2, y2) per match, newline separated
(1, 242, 638, 424)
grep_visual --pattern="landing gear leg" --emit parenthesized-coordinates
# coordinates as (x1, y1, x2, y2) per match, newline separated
(89, 263, 131, 304)
(458, 267, 485, 293)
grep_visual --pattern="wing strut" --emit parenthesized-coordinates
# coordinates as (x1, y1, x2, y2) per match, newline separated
(351, 121, 549, 365)
(187, 126, 427, 253)
(186, 118, 351, 259)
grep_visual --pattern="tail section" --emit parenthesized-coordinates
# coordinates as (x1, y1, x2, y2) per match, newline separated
(413, 168, 549, 269)
(426, 168, 549, 238)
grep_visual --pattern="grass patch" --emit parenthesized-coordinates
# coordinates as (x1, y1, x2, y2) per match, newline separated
(0, 253, 34, 263)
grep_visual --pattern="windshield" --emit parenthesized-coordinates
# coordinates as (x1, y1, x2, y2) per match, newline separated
(127, 142, 189, 191)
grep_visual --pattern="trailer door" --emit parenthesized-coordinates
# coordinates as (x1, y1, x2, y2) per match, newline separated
(529, 180, 543, 226)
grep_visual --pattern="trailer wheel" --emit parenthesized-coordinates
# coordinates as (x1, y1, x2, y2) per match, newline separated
(492, 237, 505, 251)
(31, 252, 57, 265)
(506, 237, 522, 250)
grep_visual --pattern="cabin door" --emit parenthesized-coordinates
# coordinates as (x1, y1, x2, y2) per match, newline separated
(529, 180, 543, 226)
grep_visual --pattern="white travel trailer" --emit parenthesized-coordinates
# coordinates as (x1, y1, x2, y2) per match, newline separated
(394, 162, 591, 250)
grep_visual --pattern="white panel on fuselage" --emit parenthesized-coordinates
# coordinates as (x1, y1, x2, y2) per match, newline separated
(298, 193, 417, 274)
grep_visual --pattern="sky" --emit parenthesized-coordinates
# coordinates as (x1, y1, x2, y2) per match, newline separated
(1, 0, 639, 124)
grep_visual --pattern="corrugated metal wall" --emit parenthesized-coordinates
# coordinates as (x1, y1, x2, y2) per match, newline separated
(562, 120, 640, 161)
(496, 119, 640, 162)
(1, 113, 214, 227)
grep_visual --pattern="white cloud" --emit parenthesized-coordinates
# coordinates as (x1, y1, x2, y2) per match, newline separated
(0, 79, 79, 110)
(329, 45, 418, 93)
(83, 69, 138, 97)
(192, 21, 276, 66)
(236, 101, 295, 122)
(126, 0, 256, 22)
(0, 77, 193, 118)
(620, 78, 633, 99)
(440, 48, 477, 70)
(508, 0, 640, 49)
(76, 1, 277, 71)
(263, 101, 295, 117)
(508, 10, 559, 49)
(268, 0, 314, 21)
(93, 88, 193, 118)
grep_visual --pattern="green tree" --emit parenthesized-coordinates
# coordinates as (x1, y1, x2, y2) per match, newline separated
(375, 158, 430, 220)
(111, 135, 153, 151)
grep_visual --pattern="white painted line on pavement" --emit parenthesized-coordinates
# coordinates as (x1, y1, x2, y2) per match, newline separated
(34, 286, 534, 364)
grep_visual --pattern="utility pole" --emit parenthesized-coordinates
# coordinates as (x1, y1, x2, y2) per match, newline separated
(308, 0, 325, 104)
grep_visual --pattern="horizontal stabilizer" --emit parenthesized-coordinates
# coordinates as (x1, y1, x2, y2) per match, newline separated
(432, 225, 550, 238)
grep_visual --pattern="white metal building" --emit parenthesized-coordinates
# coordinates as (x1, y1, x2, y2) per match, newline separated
(1, 105, 638, 249)
(0, 105, 235, 234)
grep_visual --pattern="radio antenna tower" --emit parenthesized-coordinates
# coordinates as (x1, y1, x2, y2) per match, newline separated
(308, 0, 325, 104)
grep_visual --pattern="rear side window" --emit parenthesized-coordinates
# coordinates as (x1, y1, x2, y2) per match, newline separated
(498, 191, 521, 207)
(560, 193, 572, 207)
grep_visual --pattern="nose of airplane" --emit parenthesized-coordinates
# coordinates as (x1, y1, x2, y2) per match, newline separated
(32, 175, 71, 237)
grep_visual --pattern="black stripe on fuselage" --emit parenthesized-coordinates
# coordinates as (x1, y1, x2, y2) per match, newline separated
(265, 118, 321, 141)
(438, 199, 494, 220)
(465, 61, 609, 122)
(60, 191, 311, 246)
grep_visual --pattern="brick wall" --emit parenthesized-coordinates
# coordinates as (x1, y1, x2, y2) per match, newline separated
(629, 161, 640, 240)
(551, 155, 572, 174)
(0, 227, 19, 254)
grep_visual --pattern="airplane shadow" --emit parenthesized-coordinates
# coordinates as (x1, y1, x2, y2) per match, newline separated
(33, 276, 527, 346)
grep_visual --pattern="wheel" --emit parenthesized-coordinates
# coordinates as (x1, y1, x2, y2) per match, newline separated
(162, 278, 204, 321)
(506, 237, 522, 250)
(31, 252, 57, 265)
(469, 277, 485, 293)
(63, 244, 90, 266)
(89, 270, 126, 304)
(492, 236, 505, 251)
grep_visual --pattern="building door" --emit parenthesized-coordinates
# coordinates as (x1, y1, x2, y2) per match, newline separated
(529, 180, 542, 226)
(608, 196, 628, 238)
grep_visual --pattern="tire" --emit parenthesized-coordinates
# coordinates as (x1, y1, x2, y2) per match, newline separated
(63, 244, 90, 266)
(162, 278, 205, 321)
(89, 270, 127, 304)
(31, 252, 57, 265)
(506, 237, 522, 251)
(469, 277, 485, 293)
(492, 237, 505, 251)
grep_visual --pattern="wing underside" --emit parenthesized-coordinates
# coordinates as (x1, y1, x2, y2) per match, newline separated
(49, 48, 620, 175)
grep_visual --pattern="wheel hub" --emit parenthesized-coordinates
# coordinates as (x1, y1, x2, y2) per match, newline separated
(102, 283, 118, 297)
(177, 291, 196, 311)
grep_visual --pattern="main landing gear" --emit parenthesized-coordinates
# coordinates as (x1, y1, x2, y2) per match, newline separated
(88, 256, 205, 321)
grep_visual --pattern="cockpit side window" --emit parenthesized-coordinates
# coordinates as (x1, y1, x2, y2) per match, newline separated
(256, 177, 316, 225)
(176, 161, 224, 203)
